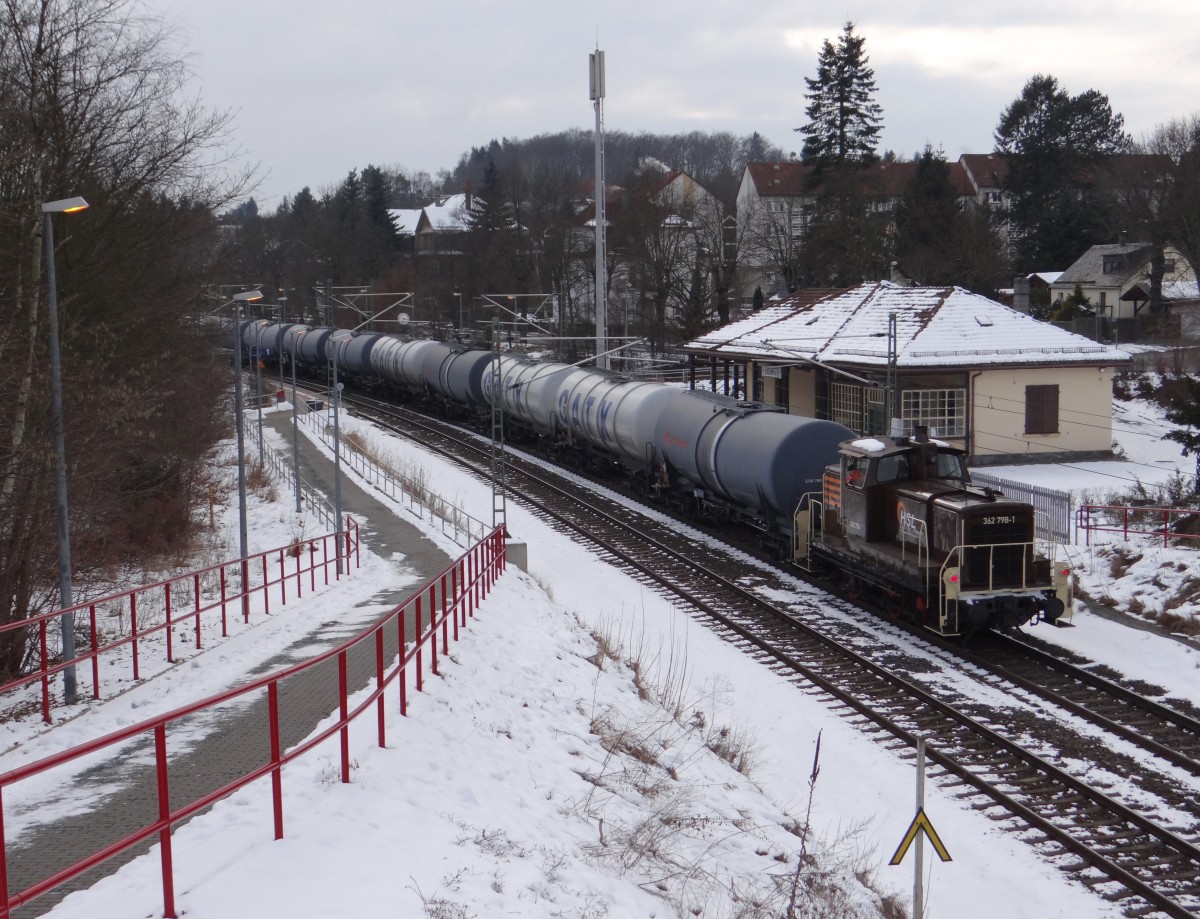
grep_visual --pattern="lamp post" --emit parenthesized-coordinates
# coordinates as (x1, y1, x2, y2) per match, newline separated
(41, 195, 89, 705)
(453, 291, 463, 336)
(230, 289, 264, 617)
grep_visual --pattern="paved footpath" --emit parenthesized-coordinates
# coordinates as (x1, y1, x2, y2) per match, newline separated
(7, 410, 456, 917)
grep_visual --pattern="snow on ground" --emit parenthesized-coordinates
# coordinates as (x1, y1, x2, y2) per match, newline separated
(16, 403, 1137, 919)
(979, 391, 1200, 687)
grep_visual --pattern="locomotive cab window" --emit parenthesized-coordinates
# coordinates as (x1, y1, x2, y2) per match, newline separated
(874, 454, 911, 484)
(844, 456, 868, 489)
(929, 451, 966, 485)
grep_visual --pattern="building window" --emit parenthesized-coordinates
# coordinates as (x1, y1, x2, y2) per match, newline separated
(901, 388, 966, 438)
(1099, 291, 1107, 308)
(830, 382, 864, 433)
(1024, 384, 1059, 435)
(1164, 258, 1176, 272)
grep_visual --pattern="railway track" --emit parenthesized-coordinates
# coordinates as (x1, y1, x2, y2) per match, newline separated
(341, 392, 1200, 917)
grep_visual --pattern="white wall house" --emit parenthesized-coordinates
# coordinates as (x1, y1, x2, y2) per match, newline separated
(684, 282, 1131, 465)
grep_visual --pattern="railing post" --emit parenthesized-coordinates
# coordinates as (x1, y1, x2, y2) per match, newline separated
(165, 582, 174, 664)
(154, 724, 176, 919)
(430, 585, 439, 676)
(295, 543, 302, 597)
(452, 566, 461, 635)
(131, 594, 140, 681)
(310, 542, 317, 592)
(338, 651, 350, 783)
(193, 574, 202, 649)
(269, 681, 284, 839)
(0, 786, 9, 919)
(40, 621, 50, 724)
(278, 549, 287, 606)
(262, 555, 270, 615)
(323, 536, 330, 586)
(1163, 509, 1170, 548)
(241, 558, 251, 623)
(399, 611, 407, 717)
(442, 573, 452, 648)
(376, 628, 386, 748)
(220, 565, 229, 637)
(415, 596, 423, 693)
(90, 605, 100, 700)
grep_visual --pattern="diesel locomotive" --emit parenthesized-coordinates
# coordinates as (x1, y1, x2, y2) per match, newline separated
(239, 320, 1071, 637)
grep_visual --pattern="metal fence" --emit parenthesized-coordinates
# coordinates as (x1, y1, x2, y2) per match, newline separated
(970, 471, 1073, 545)
(296, 408, 490, 548)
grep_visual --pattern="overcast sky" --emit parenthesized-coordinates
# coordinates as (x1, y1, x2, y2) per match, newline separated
(153, 0, 1200, 208)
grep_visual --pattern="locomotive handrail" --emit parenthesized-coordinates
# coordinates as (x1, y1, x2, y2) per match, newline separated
(1077, 503, 1200, 548)
(1, 520, 360, 725)
(0, 528, 506, 919)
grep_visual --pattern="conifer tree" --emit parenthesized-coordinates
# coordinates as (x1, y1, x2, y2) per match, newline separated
(797, 22, 884, 168)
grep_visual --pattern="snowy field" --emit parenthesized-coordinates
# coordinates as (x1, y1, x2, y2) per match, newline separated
(15, 398, 1195, 919)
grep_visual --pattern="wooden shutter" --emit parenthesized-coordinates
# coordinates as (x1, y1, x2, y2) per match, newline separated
(1024, 384, 1059, 435)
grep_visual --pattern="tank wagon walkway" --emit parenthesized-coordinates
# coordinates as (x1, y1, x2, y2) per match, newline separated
(5, 410, 455, 917)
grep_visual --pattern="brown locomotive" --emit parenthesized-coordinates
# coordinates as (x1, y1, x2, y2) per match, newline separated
(794, 427, 1071, 636)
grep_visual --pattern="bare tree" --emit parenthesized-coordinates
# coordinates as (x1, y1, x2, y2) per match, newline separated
(0, 0, 249, 668)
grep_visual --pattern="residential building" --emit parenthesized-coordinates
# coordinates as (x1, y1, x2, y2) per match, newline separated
(1050, 241, 1193, 320)
(683, 281, 1131, 465)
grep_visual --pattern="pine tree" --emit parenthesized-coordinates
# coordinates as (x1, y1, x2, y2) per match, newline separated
(797, 22, 884, 168)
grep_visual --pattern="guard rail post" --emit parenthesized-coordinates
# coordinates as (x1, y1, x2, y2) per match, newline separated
(278, 550, 286, 607)
(193, 574, 202, 649)
(39, 623, 49, 724)
(131, 594, 140, 680)
(220, 567, 228, 637)
(441, 573, 450, 651)
(375, 628, 386, 748)
(268, 682, 283, 839)
(89, 605, 99, 698)
(261, 556, 270, 615)
(154, 724, 176, 919)
(430, 584, 439, 676)
(415, 595, 423, 693)
(338, 651, 350, 783)
(165, 582, 174, 663)
(399, 612, 408, 716)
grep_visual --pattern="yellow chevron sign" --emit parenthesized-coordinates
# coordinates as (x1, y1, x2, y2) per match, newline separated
(889, 808, 951, 865)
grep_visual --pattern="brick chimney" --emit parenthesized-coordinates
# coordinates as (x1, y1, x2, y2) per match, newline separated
(464, 181, 473, 212)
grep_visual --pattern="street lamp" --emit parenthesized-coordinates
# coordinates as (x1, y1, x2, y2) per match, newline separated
(453, 291, 463, 334)
(230, 289, 264, 616)
(42, 195, 89, 705)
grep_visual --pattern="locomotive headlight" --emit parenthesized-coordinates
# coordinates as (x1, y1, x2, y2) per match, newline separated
(943, 567, 961, 599)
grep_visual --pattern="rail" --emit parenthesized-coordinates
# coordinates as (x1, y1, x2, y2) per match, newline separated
(0, 527, 506, 919)
(297, 404, 489, 547)
(2, 520, 360, 725)
(1077, 504, 1200, 547)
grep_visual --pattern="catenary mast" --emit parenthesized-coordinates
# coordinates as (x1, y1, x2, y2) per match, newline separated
(590, 49, 608, 370)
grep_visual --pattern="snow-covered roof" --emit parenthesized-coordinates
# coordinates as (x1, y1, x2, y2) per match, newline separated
(387, 208, 424, 235)
(1029, 271, 1062, 285)
(421, 194, 480, 232)
(686, 282, 1131, 369)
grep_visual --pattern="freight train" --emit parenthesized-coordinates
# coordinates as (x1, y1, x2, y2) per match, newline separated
(239, 320, 1071, 637)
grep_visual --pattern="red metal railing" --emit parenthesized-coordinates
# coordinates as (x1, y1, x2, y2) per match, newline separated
(2, 519, 361, 724)
(0, 526, 506, 919)
(1077, 504, 1200, 547)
